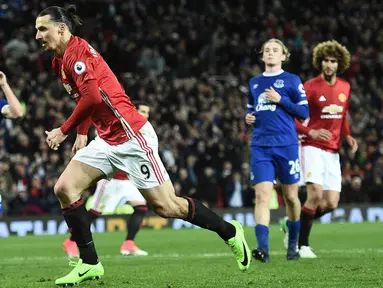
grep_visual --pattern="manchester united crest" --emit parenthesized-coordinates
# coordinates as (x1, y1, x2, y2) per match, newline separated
(338, 93, 347, 103)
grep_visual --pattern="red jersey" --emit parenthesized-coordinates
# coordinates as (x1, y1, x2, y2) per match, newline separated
(113, 170, 129, 180)
(52, 36, 147, 145)
(296, 75, 351, 152)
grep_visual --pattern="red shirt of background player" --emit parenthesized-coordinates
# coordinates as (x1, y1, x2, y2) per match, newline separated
(295, 75, 351, 152)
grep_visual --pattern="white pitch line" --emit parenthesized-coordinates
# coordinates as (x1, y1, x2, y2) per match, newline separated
(0, 249, 382, 264)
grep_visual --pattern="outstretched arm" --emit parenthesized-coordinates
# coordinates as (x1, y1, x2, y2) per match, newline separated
(0, 71, 24, 119)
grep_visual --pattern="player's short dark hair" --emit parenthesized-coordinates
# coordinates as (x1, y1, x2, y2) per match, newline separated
(38, 5, 82, 34)
(135, 102, 150, 110)
(313, 40, 350, 74)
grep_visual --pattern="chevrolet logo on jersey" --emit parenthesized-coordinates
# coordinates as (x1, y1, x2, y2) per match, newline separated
(321, 104, 343, 119)
(322, 104, 343, 114)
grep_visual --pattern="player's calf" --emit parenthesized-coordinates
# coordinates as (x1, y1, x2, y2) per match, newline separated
(126, 204, 147, 241)
(282, 184, 301, 221)
(299, 183, 323, 249)
(253, 182, 273, 261)
(121, 204, 148, 256)
(282, 184, 301, 255)
(181, 197, 251, 271)
(141, 180, 250, 271)
(142, 181, 235, 241)
(298, 206, 315, 246)
(305, 183, 324, 210)
(62, 199, 99, 265)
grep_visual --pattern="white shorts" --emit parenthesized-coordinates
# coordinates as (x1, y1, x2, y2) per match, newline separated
(301, 145, 341, 192)
(73, 122, 169, 189)
(91, 179, 146, 213)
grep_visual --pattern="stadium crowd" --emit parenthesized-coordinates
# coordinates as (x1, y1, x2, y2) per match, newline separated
(0, 0, 382, 216)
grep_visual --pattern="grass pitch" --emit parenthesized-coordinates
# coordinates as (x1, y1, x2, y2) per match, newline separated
(0, 223, 381, 287)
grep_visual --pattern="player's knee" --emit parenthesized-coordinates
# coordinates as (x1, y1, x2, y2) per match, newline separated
(306, 194, 321, 207)
(54, 179, 79, 204)
(54, 180, 70, 199)
(326, 201, 338, 210)
(284, 193, 299, 207)
(307, 184, 323, 205)
(255, 191, 270, 205)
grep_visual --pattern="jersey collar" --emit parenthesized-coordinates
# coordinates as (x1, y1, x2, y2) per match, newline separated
(262, 69, 284, 77)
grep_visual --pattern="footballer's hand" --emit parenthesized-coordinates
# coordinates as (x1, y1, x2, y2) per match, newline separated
(265, 86, 281, 103)
(45, 128, 68, 150)
(0, 71, 7, 87)
(346, 135, 358, 153)
(72, 134, 88, 155)
(308, 129, 332, 141)
(245, 112, 256, 125)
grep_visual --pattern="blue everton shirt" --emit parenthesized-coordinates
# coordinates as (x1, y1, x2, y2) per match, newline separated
(0, 99, 7, 123)
(247, 70, 309, 147)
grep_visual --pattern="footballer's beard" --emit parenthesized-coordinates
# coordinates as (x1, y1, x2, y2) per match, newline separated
(323, 70, 336, 82)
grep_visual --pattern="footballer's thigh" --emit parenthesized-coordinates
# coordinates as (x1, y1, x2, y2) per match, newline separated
(273, 144, 301, 219)
(322, 191, 340, 210)
(250, 146, 276, 194)
(55, 136, 116, 207)
(140, 180, 188, 218)
(250, 146, 276, 225)
(110, 122, 183, 217)
(54, 160, 106, 208)
(274, 144, 300, 186)
(112, 122, 169, 188)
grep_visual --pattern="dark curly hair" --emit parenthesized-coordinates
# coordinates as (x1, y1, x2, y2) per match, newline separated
(312, 40, 350, 74)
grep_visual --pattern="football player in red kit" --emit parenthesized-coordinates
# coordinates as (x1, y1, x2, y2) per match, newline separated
(294, 40, 358, 258)
(36, 5, 250, 286)
(63, 103, 151, 258)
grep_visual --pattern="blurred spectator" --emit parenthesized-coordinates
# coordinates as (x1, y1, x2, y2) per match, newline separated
(342, 176, 366, 203)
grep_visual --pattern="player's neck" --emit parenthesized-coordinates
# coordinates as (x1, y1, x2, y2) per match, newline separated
(265, 64, 283, 74)
(54, 34, 72, 58)
(321, 73, 336, 86)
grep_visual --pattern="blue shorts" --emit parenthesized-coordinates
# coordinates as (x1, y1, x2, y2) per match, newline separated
(250, 144, 300, 185)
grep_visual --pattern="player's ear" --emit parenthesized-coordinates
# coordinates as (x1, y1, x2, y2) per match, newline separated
(58, 23, 66, 35)
(281, 54, 286, 62)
